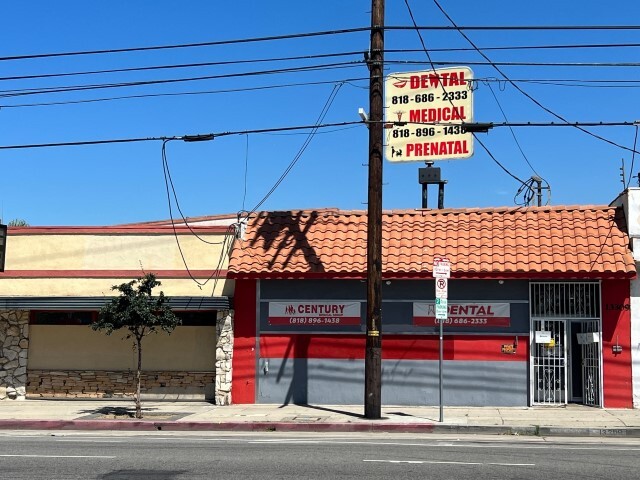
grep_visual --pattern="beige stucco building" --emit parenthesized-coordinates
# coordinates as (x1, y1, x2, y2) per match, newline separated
(0, 219, 237, 404)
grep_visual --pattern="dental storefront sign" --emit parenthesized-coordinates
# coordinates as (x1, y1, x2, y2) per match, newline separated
(413, 302, 511, 327)
(268, 302, 361, 326)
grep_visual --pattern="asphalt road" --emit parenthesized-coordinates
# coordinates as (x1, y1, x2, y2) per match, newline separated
(0, 431, 639, 479)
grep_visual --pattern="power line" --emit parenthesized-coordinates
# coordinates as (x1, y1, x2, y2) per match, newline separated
(0, 28, 372, 62)
(6, 42, 640, 83)
(244, 82, 345, 217)
(387, 60, 640, 68)
(0, 120, 636, 152)
(0, 51, 367, 82)
(388, 42, 640, 53)
(432, 0, 640, 156)
(0, 121, 363, 150)
(626, 125, 639, 190)
(4, 75, 640, 110)
(3, 25, 640, 63)
(402, 0, 528, 188)
(0, 61, 364, 98)
(0, 77, 369, 109)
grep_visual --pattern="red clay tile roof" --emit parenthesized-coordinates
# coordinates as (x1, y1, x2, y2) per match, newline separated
(228, 206, 635, 278)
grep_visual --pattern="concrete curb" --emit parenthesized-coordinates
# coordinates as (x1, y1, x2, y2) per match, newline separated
(0, 419, 638, 436)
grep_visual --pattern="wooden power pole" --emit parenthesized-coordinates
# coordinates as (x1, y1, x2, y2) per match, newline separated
(365, 0, 385, 420)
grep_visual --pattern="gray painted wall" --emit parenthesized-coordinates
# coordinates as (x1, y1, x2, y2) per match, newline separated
(258, 358, 528, 406)
(256, 279, 530, 406)
(259, 279, 530, 334)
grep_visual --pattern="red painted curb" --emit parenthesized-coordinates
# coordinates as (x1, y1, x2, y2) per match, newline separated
(0, 419, 437, 433)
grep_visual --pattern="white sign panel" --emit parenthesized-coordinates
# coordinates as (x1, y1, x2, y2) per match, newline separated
(414, 302, 511, 327)
(268, 302, 361, 327)
(432, 257, 451, 278)
(385, 67, 474, 162)
(435, 277, 448, 299)
(535, 331, 552, 343)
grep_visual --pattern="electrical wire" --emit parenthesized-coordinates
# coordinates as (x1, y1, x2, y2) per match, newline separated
(626, 125, 639, 190)
(0, 28, 373, 62)
(242, 134, 249, 211)
(0, 61, 364, 98)
(386, 60, 640, 68)
(0, 120, 362, 150)
(402, 0, 530, 193)
(2, 120, 636, 151)
(161, 140, 226, 245)
(6, 41, 640, 83)
(5, 25, 640, 63)
(432, 0, 640, 156)
(0, 77, 369, 109)
(387, 43, 640, 53)
(243, 82, 345, 219)
(4, 75, 640, 110)
(483, 80, 552, 204)
(161, 139, 231, 289)
(0, 51, 368, 82)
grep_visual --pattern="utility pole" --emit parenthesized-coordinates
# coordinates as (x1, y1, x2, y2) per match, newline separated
(365, 0, 384, 420)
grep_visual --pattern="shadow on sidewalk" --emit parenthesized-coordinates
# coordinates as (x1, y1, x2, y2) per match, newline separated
(281, 403, 367, 420)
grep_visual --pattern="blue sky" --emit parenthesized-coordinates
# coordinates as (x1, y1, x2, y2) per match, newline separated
(1, 1, 639, 225)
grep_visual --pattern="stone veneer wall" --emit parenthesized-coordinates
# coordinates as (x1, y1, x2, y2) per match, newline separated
(0, 310, 29, 401)
(215, 310, 233, 405)
(27, 370, 215, 399)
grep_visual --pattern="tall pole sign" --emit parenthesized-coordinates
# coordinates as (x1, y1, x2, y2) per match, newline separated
(385, 67, 474, 163)
(364, 0, 385, 420)
(433, 256, 450, 422)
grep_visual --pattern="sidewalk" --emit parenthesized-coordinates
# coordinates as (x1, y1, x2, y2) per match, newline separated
(0, 400, 639, 437)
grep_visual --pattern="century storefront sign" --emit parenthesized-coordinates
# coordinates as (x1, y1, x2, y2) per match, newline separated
(268, 302, 361, 326)
(413, 302, 511, 327)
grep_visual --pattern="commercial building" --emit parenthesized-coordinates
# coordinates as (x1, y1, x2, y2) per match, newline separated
(1, 198, 638, 408)
(0, 220, 235, 403)
(228, 205, 635, 408)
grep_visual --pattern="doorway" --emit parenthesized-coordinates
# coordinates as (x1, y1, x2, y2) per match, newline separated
(530, 282, 602, 407)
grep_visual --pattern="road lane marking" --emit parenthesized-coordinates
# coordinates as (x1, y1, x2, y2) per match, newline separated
(365, 459, 483, 465)
(0, 454, 115, 458)
(364, 460, 534, 467)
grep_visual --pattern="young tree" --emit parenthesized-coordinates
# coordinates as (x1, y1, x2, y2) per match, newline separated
(92, 273, 180, 418)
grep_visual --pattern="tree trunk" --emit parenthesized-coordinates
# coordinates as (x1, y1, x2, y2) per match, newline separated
(135, 336, 143, 419)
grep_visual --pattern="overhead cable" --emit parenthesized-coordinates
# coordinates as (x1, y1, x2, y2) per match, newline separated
(402, 0, 528, 188)
(0, 77, 369, 109)
(433, 0, 640, 155)
(0, 61, 364, 98)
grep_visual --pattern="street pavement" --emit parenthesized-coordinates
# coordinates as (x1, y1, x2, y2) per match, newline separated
(0, 400, 639, 436)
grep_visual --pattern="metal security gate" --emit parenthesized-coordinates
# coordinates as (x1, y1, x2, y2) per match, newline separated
(581, 320, 601, 406)
(532, 319, 566, 404)
(530, 282, 602, 406)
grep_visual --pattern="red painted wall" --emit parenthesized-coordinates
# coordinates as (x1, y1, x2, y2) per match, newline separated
(259, 334, 528, 362)
(601, 280, 633, 408)
(231, 279, 257, 404)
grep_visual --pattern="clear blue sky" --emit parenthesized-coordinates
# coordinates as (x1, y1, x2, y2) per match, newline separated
(1, 1, 639, 225)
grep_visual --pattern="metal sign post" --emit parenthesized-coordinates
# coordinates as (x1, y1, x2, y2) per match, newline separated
(433, 257, 450, 423)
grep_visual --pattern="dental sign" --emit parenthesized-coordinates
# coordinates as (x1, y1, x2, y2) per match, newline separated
(385, 67, 474, 162)
(413, 302, 511, 327)
(268, 302, 361, 326)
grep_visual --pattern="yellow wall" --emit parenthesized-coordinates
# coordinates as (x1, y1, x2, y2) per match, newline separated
(28, 325, 216, 371)
(0, 232, 234, 297)
(7, 234, 229, 271)
(0, 278, 232, 298)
